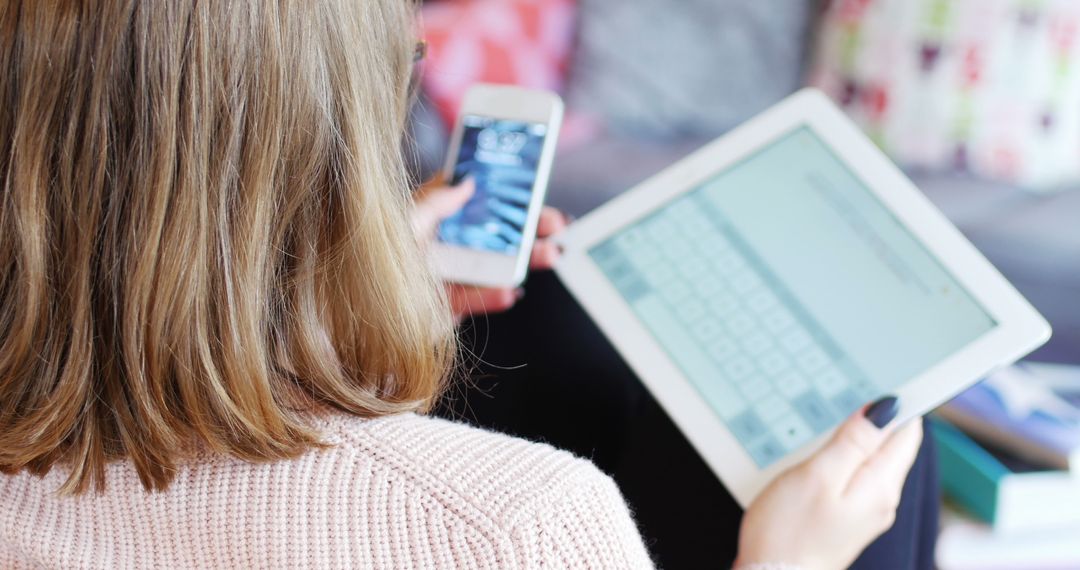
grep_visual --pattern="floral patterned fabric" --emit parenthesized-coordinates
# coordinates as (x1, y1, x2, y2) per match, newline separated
(809, 0, 1080, 191)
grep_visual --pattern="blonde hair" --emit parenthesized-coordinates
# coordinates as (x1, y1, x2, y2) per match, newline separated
(0, 0, 455, 493)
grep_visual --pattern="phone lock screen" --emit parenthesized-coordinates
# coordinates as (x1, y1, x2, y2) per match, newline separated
(438, 115, 548, 255)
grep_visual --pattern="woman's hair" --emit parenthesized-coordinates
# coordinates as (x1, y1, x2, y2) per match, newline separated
(0, 0, 455, 493)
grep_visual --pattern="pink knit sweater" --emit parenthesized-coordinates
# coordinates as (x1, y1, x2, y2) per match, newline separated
(0, 412, 655, 569)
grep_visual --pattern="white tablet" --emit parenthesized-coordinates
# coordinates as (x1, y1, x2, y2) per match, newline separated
(554, 89, 1051, 507)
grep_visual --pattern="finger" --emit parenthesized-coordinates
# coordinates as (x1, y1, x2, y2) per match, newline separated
(844, 419, 923, 500)
(446, 284, 520, 318)
(413, 179, 476, 237)
(529, 239, 561, 270)
(423, 178, 475, 219)
(535, 206, 567, 238)
(806, 406, 892, 491)
(416, 173, 459, 193)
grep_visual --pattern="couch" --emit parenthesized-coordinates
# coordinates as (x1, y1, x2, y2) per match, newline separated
(412, 0, 1080, 365)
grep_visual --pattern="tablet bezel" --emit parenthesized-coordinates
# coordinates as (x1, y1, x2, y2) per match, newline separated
(554, 88, 1051, 507)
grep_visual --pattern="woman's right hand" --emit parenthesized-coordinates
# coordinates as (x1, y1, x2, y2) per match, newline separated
(734, 398, 924, 570)
(411, 178, 568, 320)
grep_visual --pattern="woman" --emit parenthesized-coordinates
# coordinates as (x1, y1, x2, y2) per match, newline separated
(0, 1, 921, 568)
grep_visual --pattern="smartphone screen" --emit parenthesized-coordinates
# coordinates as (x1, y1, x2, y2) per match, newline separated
(438, 115, 549, 255)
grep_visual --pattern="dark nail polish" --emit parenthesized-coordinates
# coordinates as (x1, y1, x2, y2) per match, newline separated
(864, 396, 899, 429)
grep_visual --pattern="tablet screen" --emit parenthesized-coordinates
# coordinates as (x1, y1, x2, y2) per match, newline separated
(589, 127, 996, 467)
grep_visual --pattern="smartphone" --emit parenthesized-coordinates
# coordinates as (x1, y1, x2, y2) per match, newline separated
(431, 84, 563, 288)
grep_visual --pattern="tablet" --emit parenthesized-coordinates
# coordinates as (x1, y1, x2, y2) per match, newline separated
(554, 89, 1051, 507)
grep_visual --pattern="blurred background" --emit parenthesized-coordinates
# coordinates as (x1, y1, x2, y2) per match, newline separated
(410, 0, 1080, 567)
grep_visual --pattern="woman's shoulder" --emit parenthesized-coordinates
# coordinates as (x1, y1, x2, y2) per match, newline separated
(314, 411, 653, 567)
(316, 411, 609, 509)
(0, 411, 653, 569)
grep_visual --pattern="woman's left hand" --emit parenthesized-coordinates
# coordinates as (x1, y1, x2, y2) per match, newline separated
(412, 178, 568, 320)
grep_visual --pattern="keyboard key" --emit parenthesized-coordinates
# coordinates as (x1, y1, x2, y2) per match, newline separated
(630, 244, 661, 267)
(707, 337, 738, 361)
(677, 259, 708, 279)
(771, 414, 814, 450)
(812, 366, 848, 397)
(793, 391, 836, 433)
(661, 238, 693, 262)
(831, 388, 866, 416)
(748, 436, 787, 467)
(591, 241, 623, 265)
(850, 377, 878, 396)
(714, 251, 747, 276)
(691, 318, 725, 343)
(659, 279, 692, 304)
(757, 350, 790, 376)
(722, 357, 755, 382)
(614, 277, 651, 303)
(681, 215, 713, 238)
(740, 332, 772, 356)
(674, 299, 706, 323)
(708, 293, 738, 317)
(753, 394, 792, 423)
(796, 347, 831, 374)
(647, 218, 677, 240)
(774, 371, 810, 398)
(737, 376, 772, 402)
(694, 277, 724, 297)
(730, 271, 764, 295)
(666, 199, 697, 218)
(698, 235, 731, 258)
(613, 227, 645, 250)
(762, 306, 797, 334)
(728, 410, 769, 442)
(642, 253, 673, 275)
(779, 328, 813, 353)
(747, 290, 779, 314)
(724, 310, 756, 336)
(602, 261, 635, 283)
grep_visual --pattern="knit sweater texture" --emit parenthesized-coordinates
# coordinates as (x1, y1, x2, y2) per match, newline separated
(0, 412, 656, 569)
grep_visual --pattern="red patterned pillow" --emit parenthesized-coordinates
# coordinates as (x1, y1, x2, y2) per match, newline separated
(419, 0, 576, 127)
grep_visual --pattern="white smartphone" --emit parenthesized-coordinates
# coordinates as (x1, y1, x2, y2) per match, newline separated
(431, 84, 563, 288)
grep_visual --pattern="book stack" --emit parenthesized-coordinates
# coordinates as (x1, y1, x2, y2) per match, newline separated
(932, 362, 1080, 569)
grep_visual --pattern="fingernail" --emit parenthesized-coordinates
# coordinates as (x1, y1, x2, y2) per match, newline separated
(562, 212, 576, 225)
(864, 396, 899, 429)
(513, 288, 525, 300)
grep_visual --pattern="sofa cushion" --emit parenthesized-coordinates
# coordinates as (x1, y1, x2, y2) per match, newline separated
(809, 0, 1080, 191)
(419, 0, 576, 126)
(566, 0, 815, 139)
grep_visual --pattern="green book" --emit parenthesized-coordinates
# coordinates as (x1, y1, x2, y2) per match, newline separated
(932, 418, 1080, 534)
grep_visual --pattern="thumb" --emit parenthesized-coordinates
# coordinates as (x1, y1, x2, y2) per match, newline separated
(423, 178, 475, 218)
(413, 178, 476, 237)
(806, 396, 898, 491)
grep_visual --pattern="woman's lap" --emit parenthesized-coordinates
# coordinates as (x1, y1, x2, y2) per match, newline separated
(436, 271, 937, 569)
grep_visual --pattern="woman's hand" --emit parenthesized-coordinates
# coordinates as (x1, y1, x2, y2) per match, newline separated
(735, 398, 923, 570)
(412, 178, 568, 320)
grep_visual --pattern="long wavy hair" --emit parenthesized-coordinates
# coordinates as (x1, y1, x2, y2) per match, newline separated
(0, 0, 455, 493)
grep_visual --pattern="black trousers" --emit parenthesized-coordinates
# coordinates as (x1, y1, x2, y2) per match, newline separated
(435, 271, 939, 569)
